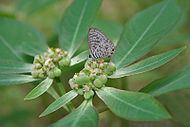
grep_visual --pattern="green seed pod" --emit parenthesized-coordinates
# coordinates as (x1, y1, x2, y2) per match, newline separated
(74, 74, 90, 85)
(53, 67, 62, 77)
(97, 75, 107, 84)
(77, 88, 84, 95)
(93, 78, 104, 88)
(59, 57, 71, 67)
(84, 90, 94, 100)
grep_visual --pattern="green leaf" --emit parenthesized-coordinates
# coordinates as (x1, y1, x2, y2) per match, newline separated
(96, 87, 171, 121)
(0, 60, 33, 74)
(0, 18, 48, 56)
(24, 77, 53, 100)
(70, 50, 88, 66)
(109, 47, 184, 78)
(0, 35, 23, 61)
(49, 100, 98, 127)
(112, 0, 181, 69)
(0, 74, 38, 86)
(92, 19, 123, 43)
(16, 0, 60, 14)
(59, 0, 102, 57)
(140, 66, 190, 96)
(40, 90, 78, 117)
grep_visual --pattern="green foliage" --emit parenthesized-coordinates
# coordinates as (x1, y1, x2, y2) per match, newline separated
(0, 60, 32, 74)
(92, 19, 123, 43)
(112, 0, 181, 69)
(16, 0, 61, 14)
(0, 0, 188, 126)
(59, 0, 102, 57)
(0, 18, 48, 56)
(109, 47, 184, 78)
(96, 87, 171, 121)
(40, 90, 78, 117)
(0, 74, 38, 86)
(141, 66, 190, 96)
(24, 77, 53, 100)
(70, 50, 89, 66)
(50, 101, 98, 127)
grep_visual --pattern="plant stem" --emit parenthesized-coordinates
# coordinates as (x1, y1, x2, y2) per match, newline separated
(56, 77, 75, 112)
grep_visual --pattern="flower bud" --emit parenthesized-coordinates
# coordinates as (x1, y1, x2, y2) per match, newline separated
(74, 74, 90, 85)
(104, 68, 113, 76)
(31, 70, 39, 78)
(38, 73, 45, 78)
(107, 62, 116, 72)
(89, 73, 96, 81)
(77, 88, 84, 95)
(47, 70, 55, 79)
(93, 78, 104, 88)
(84, 90, 94, 100)
(97, 75, 107, 84)
(91, 61, 97, 68)
(59, 57, 71, 67)
(53, 67, 62, 77)
(34, 63, 42, 69)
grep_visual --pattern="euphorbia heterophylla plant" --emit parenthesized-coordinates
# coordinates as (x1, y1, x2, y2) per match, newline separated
(1, 0, 190, 127)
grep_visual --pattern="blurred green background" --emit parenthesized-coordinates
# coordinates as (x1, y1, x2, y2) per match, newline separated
(0, 0, 190, 127)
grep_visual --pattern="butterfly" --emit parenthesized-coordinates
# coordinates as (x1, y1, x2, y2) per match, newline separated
(88, 28, 115, 60)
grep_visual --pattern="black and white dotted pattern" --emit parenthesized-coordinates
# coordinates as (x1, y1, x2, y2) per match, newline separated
(88, 28, 115, 59)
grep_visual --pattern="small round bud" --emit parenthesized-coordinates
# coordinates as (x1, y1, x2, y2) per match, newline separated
(34, 63, 42, 69)
(70, 83, 79, 89)
(38, 73, 45, 78)
(48, 49, 55, 58)
(107, 63, 116, 72)
(93, 78, 104, 88)
(69, 78, 75, 86)
(83, 85, 90, 92)
(84, 62, 91, 70)
(47, 70, 55, 79)
(89, 73, 96, 81)
(53, 67, 62, 77)
(77, 88, 84, 95)
(59, 57, 71, 67)
(74, 75, 90, 85)
(99, 63, 104, 69)
(91, 61, 97, 68)
(31, 71, 39, 78)
(97, 75, 107, 84)
(104, 68, 113, 76)
(84, 90, 94, 100)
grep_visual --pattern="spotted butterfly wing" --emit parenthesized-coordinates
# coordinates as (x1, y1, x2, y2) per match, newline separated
(88, 28, 115, 59)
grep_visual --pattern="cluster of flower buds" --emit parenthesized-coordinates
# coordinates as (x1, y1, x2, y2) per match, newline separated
(32, 48, 71, 79)
(69, 59, 116, 100)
